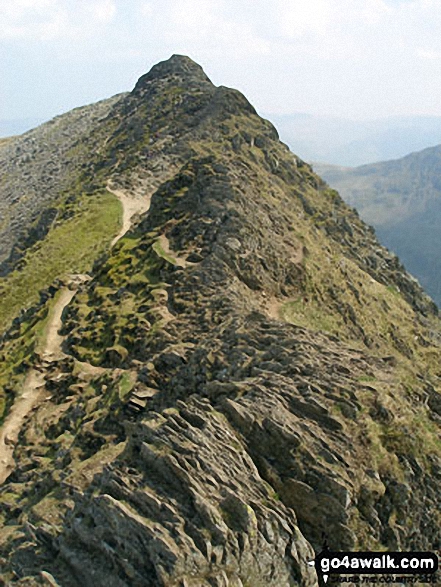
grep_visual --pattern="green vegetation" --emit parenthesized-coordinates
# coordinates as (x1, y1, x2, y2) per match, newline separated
(0, 190, 122, 332)
(64, 231, 173, 366)
(118, 371, 135, 399)
(281, 297, 342, 335)
(0, 190, 121, 418)
(381, 408, 441, 464)
(152, 239, 177, 265)
(0, 298, 51, 420)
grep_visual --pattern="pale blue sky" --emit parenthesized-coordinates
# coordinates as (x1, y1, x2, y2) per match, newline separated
(2, 0, 441, 123)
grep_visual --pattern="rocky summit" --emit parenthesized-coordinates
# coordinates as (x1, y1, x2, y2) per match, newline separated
(0, 55, 440, 586)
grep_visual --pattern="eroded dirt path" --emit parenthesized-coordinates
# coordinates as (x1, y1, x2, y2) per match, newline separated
(157, 234, 195, 268)
(0, 184, 152, 484)
(264, 295, 283, 321)
(107, 182, 152, 246)
(0, 287, 77, 484)
(40, 288, 77, 361)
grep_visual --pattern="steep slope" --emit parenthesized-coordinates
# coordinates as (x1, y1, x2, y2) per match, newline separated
(0, 95, 129, 413)
(316, 146, 441, 305)
(0, 93, 126, 274)
(0, 56, 440, 587)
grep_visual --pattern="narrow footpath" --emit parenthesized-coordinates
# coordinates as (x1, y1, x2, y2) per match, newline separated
(0, 184, 152, 485)
(0, 287, 76, 484)
(107, 182, 152, 246)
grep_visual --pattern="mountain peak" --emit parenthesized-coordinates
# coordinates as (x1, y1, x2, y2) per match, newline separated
(133, 54, 213, 94)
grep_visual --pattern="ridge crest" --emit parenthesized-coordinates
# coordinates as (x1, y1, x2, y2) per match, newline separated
(133, 54, 213, 93)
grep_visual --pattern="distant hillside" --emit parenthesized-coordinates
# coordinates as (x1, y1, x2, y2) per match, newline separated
(0, 95, 126, 274)
(317, 145, 441, 304)
(270, 113, 441, 166)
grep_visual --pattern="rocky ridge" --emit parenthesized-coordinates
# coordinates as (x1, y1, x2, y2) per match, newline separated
(0, 56, 440, 586)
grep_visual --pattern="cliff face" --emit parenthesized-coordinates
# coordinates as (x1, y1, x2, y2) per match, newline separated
(0, 56, 440, 587)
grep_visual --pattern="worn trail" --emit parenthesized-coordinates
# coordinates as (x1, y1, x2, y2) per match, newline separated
(107, 182, 152, 246)
(0, 185, 152, 485)
(0, 287, 75, 484)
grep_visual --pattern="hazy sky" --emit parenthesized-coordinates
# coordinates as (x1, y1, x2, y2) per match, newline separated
(2, 0, 441, 123)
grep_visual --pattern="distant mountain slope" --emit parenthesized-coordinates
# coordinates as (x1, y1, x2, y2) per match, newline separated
(270, 113, 441, 166)
(0, 94, 126, 273)
(0, 56, 440, 587)
(316, 145, 441, 304)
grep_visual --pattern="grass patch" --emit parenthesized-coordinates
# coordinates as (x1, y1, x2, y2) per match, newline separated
(0, 297, 54, 420)
(358, 375, 377, 383)
(152, 240, 177, 265)
(64, 229, 172, 365)
(0, 191, 121, 417)
(0, 191, 122, 332)
(381, 409, 441, 464)
(118, 371, 135, 399)
(281, 297, 342, 335)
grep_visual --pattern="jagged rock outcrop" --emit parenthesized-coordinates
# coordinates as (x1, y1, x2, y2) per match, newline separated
(0, 56, 440, 586)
